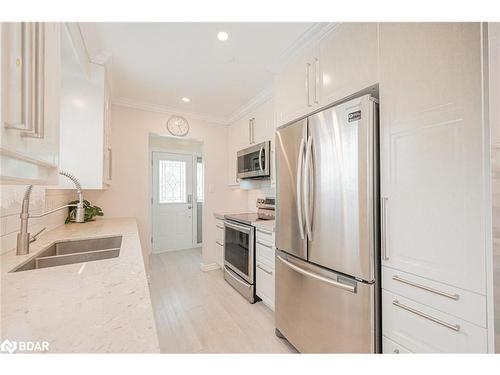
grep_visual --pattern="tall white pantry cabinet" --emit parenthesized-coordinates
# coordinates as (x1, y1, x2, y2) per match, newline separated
(379, 23, 489, 353)
(274, 22, 491, 353)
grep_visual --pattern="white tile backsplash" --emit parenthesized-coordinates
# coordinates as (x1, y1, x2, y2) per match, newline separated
(247, 180, 275, 212)
(0, 185, 73, 254)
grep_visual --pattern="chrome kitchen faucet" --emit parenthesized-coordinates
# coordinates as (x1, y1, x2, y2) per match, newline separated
(16, 171, 85, 256)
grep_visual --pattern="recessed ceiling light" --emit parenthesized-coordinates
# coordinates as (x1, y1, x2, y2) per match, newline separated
(217, 31, 229, 41)
(181, 97, 190, 103)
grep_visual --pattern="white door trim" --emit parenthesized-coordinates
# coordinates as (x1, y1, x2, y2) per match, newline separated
(149, 147, 203, 253)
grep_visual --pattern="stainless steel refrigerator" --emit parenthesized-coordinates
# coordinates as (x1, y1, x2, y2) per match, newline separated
(275, 94, 380, 353)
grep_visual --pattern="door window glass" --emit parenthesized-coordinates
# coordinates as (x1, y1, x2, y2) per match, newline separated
(159, 160, 186, 203)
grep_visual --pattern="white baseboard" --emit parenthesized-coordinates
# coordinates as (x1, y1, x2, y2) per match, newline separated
(200, 263, 220, 272)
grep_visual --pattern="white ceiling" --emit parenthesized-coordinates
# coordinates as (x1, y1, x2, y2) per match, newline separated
(79, 22, 316, 122)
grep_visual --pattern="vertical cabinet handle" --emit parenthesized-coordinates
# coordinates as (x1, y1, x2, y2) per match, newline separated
(305, 62, 312, 107)
(248, 119, 252, 144)
(381, 197, 389, 260)
(4, 22, 45, 139)
(314, 57, 320, 104)
(251, 117, 255, 143)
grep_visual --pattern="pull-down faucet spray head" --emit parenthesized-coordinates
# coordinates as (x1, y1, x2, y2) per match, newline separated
(59, 171, 85, 223)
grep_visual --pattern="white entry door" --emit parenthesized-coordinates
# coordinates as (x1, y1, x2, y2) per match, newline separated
(152, 152, 194, 252)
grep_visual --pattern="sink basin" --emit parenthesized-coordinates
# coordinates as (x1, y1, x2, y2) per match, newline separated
(11, 235, 122, 272)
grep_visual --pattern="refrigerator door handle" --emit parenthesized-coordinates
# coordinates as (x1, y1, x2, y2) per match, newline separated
(277, 255, 356, 293)
(304, 135, 314, 240)
(296, 137, 306, 240)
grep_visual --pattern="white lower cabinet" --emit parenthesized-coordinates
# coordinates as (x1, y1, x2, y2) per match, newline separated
(215, 219, 224, 268)
(255, 227, 275, 310)
(382, 290, 487, 353)
(382, 336, 412, 354)
(256, 259, 275, 310)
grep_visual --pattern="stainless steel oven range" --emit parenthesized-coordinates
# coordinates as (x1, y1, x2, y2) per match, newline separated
(223, 214, 257, 303)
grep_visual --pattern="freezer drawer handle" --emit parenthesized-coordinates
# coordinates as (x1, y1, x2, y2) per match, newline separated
(277, 255, 356, 293)
(392, 299, 460, 332)
(392, 275, 459, 300)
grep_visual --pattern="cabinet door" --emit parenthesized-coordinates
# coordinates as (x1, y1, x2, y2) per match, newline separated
(252, 98, 274, 144)
(379, 23, 486, 294)
(275, 44, 317, 127)
(319, 22, 379, 105)
(1, 22, 60, 184)
(256, 259, 275, 310)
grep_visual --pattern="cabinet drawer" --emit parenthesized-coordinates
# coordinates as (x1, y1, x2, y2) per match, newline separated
(256, 239, 275, 266)
(255, 226, 275, 243)
(383, 266, 486, 327)
(215, 220, 224, 245)
(256, 259, 275, 311)
(382, 336, 412, 354)
(382, 290, 487, 353)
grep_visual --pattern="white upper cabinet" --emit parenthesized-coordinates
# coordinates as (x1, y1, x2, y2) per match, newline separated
(58, 24, 112, 190)
(275, 23, 379, 128)
(319, 23, 379, 106)
(227, 97, 275, 186)
(275, 43, 319, 127)
(379, 23, 486, 294)
(1, 22, 61, 184)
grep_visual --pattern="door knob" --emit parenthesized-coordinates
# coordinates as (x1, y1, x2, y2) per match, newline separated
(188, 205, 192, 209)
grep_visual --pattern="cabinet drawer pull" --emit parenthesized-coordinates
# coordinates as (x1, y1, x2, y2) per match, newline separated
(257, 263, 273, 275)
(393, 349, 400, 354)
(216, 241, 223, 247)
(305, 62, 312, 107)
(256, 228, 273, 235)
(216, 224, 224, 230)
(256, 240, 273, 249)
(392, 299, 460, 332)
(392, 275, 459, 300)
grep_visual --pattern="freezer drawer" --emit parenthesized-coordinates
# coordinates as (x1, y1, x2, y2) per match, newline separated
(275, 251, 376, 353)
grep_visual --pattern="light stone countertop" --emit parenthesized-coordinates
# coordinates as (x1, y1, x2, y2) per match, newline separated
(0, 218, 160, 353)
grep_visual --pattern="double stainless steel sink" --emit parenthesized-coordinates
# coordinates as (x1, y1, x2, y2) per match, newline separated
(10, 236, 122, 273)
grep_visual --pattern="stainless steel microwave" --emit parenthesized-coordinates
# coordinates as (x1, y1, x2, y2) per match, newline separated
(237, 141, 271, 180)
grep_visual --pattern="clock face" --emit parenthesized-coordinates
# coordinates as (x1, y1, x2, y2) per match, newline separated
(167, 115, 189, 137)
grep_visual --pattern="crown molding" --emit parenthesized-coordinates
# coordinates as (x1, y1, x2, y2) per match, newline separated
(112, 97, 229, 125)
(227, 86, 273, 124)
(268, 22, 340, 73)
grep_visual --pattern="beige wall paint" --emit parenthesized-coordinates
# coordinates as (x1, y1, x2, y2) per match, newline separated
(85, 104, 249, 269)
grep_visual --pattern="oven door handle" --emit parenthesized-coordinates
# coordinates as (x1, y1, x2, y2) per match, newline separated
(224, 220, 252, 234)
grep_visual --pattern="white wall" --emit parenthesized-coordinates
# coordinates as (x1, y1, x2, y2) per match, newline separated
(0, 186, 72, 254)
(84, 104, 249, 269)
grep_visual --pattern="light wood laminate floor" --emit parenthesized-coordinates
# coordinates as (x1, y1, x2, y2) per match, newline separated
(148, 247, 295, 353)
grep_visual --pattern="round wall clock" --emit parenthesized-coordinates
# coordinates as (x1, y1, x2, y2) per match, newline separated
(166, 115, 189, 137)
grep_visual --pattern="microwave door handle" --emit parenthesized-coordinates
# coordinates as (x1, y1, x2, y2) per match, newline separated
(296, 137, 306, 240)
(258, 146, 264, 172)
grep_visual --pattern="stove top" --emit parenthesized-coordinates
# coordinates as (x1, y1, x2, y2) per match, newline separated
(224, 213, 265, 225)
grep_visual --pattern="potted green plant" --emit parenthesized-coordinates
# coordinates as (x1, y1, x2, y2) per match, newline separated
(66, 200, 104, 223)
